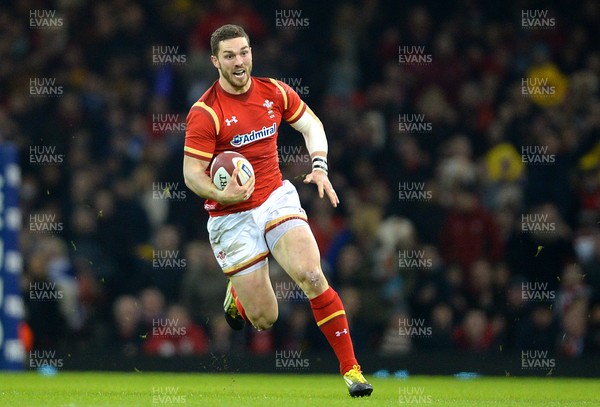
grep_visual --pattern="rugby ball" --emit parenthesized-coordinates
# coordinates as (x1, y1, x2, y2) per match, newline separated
(210, 151, 254, 190)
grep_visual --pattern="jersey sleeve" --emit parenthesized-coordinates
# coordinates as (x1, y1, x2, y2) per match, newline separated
(269, 79, 307, 124)
(184, 102, 219, 162)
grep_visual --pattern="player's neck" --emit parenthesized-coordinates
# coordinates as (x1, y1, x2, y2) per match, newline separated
(219, 77, 252, 95)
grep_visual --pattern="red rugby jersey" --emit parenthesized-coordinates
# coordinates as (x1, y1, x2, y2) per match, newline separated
(184, 77, 306, 216)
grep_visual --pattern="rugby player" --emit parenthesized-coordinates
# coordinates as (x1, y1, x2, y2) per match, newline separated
(183, 24, 372, 397)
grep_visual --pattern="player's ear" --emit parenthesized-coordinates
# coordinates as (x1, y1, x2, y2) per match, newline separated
(211, 55, 220, 69)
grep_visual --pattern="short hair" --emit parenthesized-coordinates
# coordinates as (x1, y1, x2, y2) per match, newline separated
(210, 24, 250, 56)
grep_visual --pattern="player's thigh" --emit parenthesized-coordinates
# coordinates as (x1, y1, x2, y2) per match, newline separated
(230, 261, 278, 319)
(259, 180, 329, 298)
(270, 224, 329, 299)
(207, 210, 277, 316)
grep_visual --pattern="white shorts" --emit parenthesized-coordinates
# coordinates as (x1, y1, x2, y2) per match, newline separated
(207, 180, 309, 277)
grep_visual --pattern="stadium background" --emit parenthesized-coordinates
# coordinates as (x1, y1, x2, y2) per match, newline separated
(1, 0, 600, 376)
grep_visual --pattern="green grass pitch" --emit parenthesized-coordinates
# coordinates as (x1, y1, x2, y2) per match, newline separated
(0, 372, 599, 406)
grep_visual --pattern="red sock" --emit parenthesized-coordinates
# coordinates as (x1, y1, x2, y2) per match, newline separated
(310, 287, 358, 374)
(232, 285, 250, 323)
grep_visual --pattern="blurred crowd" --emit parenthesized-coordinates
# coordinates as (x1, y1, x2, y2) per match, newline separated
(2, 0, 600, 361)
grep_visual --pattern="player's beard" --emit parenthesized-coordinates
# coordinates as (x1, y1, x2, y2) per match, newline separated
(221, 63, 252, 92)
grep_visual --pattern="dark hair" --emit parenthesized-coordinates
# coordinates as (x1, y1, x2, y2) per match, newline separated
(210, 24, 250, 56)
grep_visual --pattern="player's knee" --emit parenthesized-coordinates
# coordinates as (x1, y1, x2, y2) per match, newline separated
(247, 308, 278, 330)
(295, 267, 328, 298)
(253, 317, 276, 331)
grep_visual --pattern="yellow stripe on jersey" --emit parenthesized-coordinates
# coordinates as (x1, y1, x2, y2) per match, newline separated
(287, 100, 305, 123)
(317, 310, 346, 327)
(184, 146, 213, 159)
(193, 101, 220, 135)
(269, 78, 288, 110)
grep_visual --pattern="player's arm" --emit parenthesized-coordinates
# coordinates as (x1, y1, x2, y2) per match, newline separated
(290, 106, 339, 207)
(183, 155, 254, 204)
(184, 102, 254, 204)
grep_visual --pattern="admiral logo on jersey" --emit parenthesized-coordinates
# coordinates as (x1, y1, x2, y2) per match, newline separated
(230, 123, 277, 147)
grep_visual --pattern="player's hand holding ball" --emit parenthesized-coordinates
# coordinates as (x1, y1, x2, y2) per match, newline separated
(210, 151, 255, 204)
